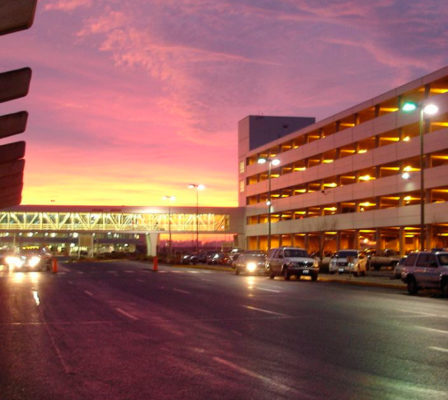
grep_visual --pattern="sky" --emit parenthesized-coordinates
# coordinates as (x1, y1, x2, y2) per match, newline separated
(1, 0, 448, 207)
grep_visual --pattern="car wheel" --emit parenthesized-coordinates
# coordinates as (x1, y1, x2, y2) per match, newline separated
(441, 279, 448, 298)
(407, 277, 418, 295)
(283, 267, 290, 281)
(353, 270, 359, 277)
(311, 273, 318, 282)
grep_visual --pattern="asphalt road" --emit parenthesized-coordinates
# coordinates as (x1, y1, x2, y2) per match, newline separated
(1, 261, 447, 400)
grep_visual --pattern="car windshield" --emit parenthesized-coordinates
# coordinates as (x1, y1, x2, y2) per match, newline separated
(284, 249, 308, 258)
(335, 251, 358, 258)
(245, 253, 265, 258)
(437, 253, 448, 265)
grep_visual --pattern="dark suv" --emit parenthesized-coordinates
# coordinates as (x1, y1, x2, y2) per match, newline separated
(401, 251, 448, 296)
(266, 247, 319, 281)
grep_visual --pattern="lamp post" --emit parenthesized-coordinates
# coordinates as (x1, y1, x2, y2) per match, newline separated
(188, 184, 205, 253)
(162, 195, 175, 260)
(257, 157, 280, 250)
(401, 101, 438, 251)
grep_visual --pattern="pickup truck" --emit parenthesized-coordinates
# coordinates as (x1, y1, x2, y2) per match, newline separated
(366, 249, 401, 271)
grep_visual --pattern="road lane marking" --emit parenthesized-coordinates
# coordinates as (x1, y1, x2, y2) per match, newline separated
(212, 357, 302, 397)
(173, 288, 191, 295)
(416, 326, 448, 335)
(32, 290, 40, 306)
(429, 346, 448, 353)
(398, 309, 448, 319)
(124, 270, 135, 273)
(84, 290, 94, 297)
(257, 287, 281, 293)
(136, 279, 145, 283)
(115, 308, 138, 320)
(243, 305, 288, 317)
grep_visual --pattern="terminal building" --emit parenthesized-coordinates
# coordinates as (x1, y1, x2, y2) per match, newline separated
(238, 66, 448, 255)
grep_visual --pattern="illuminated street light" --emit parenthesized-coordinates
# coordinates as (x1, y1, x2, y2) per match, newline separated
(401, 101, 439, 250)
(188, 184, 205, 253)
(162, 195, 176, 260)
(257, 157, 280, 250)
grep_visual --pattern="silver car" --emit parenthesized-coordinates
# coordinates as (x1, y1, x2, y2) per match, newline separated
(329, 250, 367, 276)
(266, 247, 319, 281)
(401, 251, 448, 296)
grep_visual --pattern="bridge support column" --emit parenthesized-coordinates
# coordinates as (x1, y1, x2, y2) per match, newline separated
(145, 232, 159, 257)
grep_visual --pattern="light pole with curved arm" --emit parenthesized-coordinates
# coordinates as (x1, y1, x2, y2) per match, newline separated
(401, 101, 438, 251)
(188, 184, 205, 253)
(257, 157, 280, 250)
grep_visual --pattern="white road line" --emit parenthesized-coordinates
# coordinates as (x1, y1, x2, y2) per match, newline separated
(84, 290, 94, 297)
(398, 309, 448, 319)
(136, 279, 145, 283)
(416, 326, 448, 335)
(124, 270, 135, 273)
(173, 288, 191, 295)
(257, 287, 281, 293)
(115, 308, 138, 320)
(213, 357, 302, 397)
(243, 305, 288, 317)
(429, 346, 448, 353)
(32, 290, 40, 306)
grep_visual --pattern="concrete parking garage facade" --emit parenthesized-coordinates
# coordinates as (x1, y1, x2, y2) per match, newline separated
(239, 66, 448, 255)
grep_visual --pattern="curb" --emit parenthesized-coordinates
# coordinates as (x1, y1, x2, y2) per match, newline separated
(168, 263, 405, 290)
(318, 276, 405, 290)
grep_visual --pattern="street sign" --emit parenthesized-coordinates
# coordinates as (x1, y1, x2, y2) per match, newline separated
(0, 111, 28, 139)
(0, 141, 26, 163)
(0, 0, 37, 209)
(0, 0, 37, 36)
(0, 68, 32, 103)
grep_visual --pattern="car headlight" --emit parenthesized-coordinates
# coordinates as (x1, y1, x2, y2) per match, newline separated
(28, 256, 41, 268)
(6, 256, 24, 269)
(246, 262, 257, 272)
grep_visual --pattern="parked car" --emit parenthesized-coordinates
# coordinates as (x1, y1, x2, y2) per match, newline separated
(329, 250, 367, 276)
(401, 250, 448, 296)
(181, 254, 198, 265)
(266, 247, 319, 281)
(392, 256, 407, 279)
(234, 251, 266, 275)
(366, 249, 400, 271)
(207, 252, 228, 265)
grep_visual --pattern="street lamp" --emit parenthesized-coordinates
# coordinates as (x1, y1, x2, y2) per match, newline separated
(188, 184, 205, 253)
(257, 157, 280, 250)
(401, 101, 439, 250)
(162, 195, 175, 260)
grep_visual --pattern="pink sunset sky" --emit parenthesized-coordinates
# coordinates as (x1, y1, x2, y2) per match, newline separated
(1, 0, 448, 207)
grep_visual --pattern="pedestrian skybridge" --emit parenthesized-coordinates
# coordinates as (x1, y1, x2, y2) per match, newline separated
(0, 205, 245, 255)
